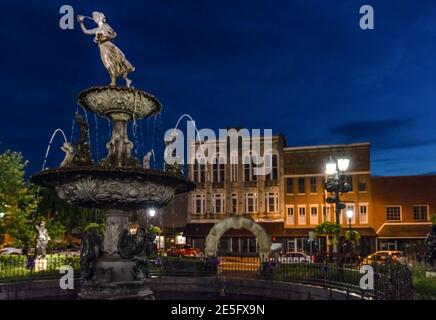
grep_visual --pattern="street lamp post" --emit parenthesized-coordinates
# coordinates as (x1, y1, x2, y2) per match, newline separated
(346, 208, 354, 260)
(324, 157, 352, 255)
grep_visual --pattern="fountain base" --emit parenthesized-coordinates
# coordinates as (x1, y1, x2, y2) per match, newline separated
(79, 281, 154, 300)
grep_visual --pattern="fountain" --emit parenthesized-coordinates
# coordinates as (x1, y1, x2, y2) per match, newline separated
(30, 11, 195, 299)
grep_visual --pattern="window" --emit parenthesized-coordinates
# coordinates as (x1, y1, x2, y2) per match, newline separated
(286, 206, 295, 225)
(231, 193, 238, 213)
(322, 205, 332, 222)
(245, 193, 258, 213)
(310, 176, 317, 193)
(298, 177, 305, 194)
(243, 153, 257, 182)
(265, 192, 279, 213)
(310, 205, 318, 225)
(230, 153, 238, 182)
(359, 204, 368, 224)
(193, 194, 205, 214)
(193, 159, 206, 183)
(345, 204, 356, 224)
(386, 206, 401, 221)
(358, 176, 367, 192)
(345, 176, 353, 192)
(413, 205, 429, 221)
(212, 155, 225, 182)
(286, 178, 294, 194)
(298, 206, 306, 225)
(265, 154, 279, 181)
(213, 194, 225, 214)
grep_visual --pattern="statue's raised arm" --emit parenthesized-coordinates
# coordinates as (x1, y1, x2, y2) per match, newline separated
(76, 11, 135, 88)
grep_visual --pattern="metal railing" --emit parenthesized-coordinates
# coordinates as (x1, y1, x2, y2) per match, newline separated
(0, 254, 80, 283)
(149, 255, 413, 300)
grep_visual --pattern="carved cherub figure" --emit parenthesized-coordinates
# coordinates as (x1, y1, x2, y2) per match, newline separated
(60, 142, 74, 167)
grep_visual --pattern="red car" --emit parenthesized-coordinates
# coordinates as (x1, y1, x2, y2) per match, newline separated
(167, 245, 201, 257)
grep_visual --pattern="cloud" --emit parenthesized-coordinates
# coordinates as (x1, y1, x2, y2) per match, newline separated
(330, 118, 436, 150)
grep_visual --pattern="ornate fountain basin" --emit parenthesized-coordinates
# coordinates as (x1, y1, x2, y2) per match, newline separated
(77, 86, 162, 120)
(31, 166, 195, 210)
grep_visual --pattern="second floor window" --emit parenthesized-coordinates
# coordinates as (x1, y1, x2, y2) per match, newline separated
(245, 193, 258, 213)
(359, 204, 368, 224)
(193, 160, 206, 183)
(212, 155, 225, 183)
(286, 178, 294, 194)
(298, 177, 305, 194)
(287, 206, 294, 224)
(298, 206, 306, 225)
(243, 154, 257, 182)
(386, 206, 401, 221)
(358, 175, 367, 192)
(231, 193, 238, 213)
(265, 192, 279, 213)
(310, 206, 318, 225)
(213, 194, 225, 214)
(413, 205, 429, 221)
(345, 175, 354, 192)
(193, 194, 205, 214)
(310, 176, 317, 193)
(265, 154, 279, 181)
(322, 205, 331, 222)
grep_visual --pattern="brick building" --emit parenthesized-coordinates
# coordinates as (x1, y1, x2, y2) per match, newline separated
(183, 134, 435, 257)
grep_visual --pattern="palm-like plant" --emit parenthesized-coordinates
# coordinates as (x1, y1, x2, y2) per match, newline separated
(314, 221, 341, 254)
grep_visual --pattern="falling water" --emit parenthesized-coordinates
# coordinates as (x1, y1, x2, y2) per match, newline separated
(70, 106, 79, 141)
(94, 113, 100, 160)
(42, 129, 68, 170)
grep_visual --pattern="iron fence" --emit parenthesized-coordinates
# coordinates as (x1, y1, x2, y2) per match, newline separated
(0, 254, 80, 283)
(0, 254, 413, 299)
(150, 255, 413, 300)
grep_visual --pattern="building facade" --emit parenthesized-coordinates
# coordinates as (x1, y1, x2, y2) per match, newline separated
(184, 134, 435, 258)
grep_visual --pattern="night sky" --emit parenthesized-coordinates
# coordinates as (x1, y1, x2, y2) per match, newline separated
(1, 0, 436, 176)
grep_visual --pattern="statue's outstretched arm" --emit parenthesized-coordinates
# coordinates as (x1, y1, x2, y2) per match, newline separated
(78, 21, 98, 35)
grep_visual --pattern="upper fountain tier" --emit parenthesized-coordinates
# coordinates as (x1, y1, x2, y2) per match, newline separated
(78, 86, 162, 121)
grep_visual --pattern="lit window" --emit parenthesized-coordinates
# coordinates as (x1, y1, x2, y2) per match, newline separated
(413, 205, 428, 221)
(310, 205, 318, 225)
(193, 194, 205, 214)
(213, 194, 225, 214)
(386, 206, 401, 221)
(245, 193, 258, 213)
(359, 204, 368, 224)
(265, 192, 279, 213)
(287, 206, 295, 224)
(298, 206, 306, 225)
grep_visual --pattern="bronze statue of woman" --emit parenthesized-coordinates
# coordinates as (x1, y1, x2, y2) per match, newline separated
(77, 12, 135, 88)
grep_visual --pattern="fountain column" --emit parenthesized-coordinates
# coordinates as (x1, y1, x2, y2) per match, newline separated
(102, 209, 129, 257)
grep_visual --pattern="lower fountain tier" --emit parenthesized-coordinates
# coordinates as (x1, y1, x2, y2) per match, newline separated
(31, 166, 195, 210)
(79, 281, 155, 300)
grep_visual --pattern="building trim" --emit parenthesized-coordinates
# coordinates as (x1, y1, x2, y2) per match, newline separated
(283, 171, 370, 178)
(283, 142, 370, 152)
(375, 222, 432, 234)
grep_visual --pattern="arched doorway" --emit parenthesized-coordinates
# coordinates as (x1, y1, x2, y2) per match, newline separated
(205, 217, 271, 259)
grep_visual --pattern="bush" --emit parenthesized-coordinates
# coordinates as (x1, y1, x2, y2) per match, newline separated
(412, 263, 436, 300)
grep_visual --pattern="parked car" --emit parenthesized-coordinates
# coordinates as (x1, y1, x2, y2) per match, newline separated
(361, 251, 407, 266)
(278, 252, 311, 264)
(0, 247, 23, 255)
(166, 245, 201, 258)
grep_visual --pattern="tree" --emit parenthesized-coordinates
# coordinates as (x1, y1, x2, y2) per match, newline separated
(314, 221, 341, 255)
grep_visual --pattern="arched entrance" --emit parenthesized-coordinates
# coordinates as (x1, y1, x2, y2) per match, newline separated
(205, 217, 271, 259)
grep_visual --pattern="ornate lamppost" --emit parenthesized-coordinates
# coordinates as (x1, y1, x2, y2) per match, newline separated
(324, 157, 352, 254)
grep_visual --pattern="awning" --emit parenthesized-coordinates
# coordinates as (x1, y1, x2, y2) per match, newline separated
(377, 223, 431, 239)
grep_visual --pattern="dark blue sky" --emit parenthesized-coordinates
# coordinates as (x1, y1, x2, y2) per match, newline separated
(1, 0, 436, 176)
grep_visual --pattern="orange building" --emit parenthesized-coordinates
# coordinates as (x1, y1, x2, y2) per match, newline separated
(184, 136, 435, 257)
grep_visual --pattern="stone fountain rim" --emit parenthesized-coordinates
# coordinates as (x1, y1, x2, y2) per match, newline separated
(77, 86, 162, 120)
(31, 166, 196, 194)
